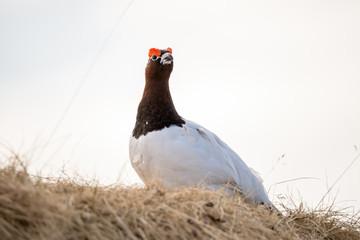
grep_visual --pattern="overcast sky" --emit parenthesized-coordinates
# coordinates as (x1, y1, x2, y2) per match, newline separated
(1, 0, 359, 212)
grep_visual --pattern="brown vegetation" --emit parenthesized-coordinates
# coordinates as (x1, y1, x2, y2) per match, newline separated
(0, 159, 359, 240)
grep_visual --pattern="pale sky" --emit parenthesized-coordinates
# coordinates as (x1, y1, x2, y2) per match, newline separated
(1, 0, 360, 212)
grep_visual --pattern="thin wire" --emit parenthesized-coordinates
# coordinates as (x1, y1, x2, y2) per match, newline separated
(36, 0, 135, 161)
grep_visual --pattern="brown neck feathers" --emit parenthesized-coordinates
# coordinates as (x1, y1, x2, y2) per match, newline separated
(132, 61, 184, 139)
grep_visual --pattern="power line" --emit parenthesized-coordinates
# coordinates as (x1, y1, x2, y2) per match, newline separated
(36, 0, 135, 161)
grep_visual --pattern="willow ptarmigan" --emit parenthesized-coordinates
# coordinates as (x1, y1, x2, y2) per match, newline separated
(129, 47, 273, 206)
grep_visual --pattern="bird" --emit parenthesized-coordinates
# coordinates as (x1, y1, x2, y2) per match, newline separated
(129, 47, 273, 207)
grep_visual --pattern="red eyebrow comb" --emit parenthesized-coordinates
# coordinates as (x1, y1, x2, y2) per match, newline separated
(148, 48, 161, 58)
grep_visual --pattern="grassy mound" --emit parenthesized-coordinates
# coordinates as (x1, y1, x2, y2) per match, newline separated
(0, 161, 359, 240)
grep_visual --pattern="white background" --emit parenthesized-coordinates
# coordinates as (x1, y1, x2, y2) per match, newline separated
(1, 0, 359, 212)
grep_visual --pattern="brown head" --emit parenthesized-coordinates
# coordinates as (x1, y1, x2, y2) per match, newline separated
(145, 48, 174, 84)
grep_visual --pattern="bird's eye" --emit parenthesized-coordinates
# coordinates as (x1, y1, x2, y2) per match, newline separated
(151, 55, 158, 60)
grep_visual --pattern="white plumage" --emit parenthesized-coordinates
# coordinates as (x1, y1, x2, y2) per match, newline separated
(130, 120, 271, 205)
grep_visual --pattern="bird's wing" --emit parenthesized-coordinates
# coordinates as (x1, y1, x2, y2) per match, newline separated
(129, 119, 270, 204)
(185, 120, 270, 203)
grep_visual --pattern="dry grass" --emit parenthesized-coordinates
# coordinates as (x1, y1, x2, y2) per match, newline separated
(0, 159, 359, 240)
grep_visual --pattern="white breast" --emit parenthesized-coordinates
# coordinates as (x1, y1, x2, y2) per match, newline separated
(129, 120, 270, 204)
